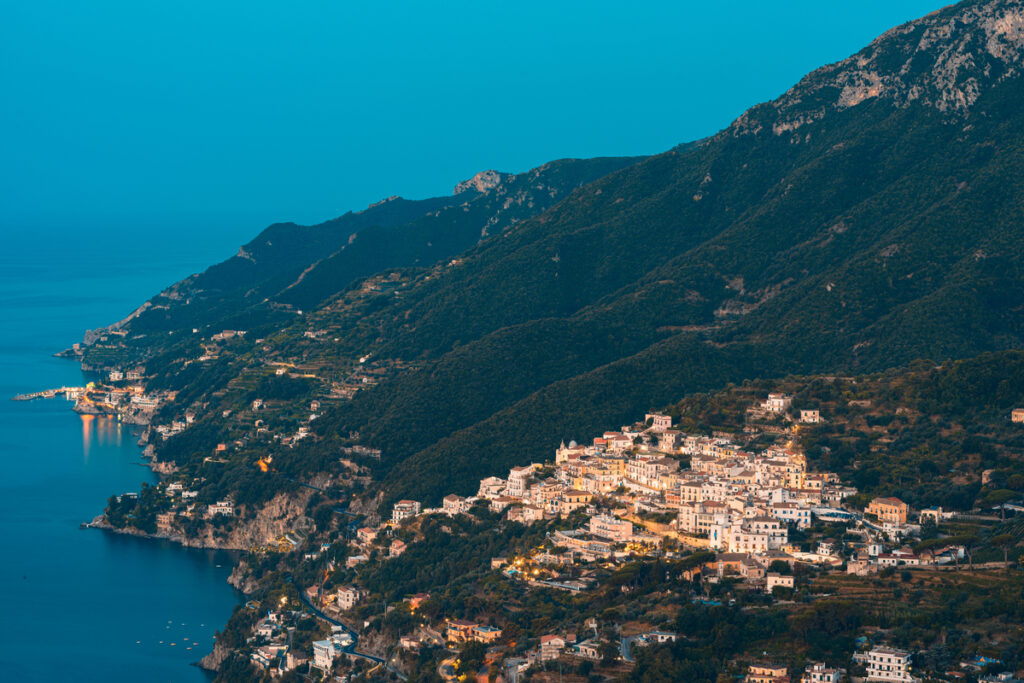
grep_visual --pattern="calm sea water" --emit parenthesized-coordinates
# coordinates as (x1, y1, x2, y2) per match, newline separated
(0, 235, 243, 682)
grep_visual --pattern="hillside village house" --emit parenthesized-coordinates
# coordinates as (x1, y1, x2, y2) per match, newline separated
(312, 634, 350, 670)
(645, 412, 673, 431)
(335, 586, 366, 610)
(1013, 408, 1024, 423)
(868, 497, 910, 525)
(507, 503, 545, 523)
(478, 476, 507, 498)
(507, 466, 535, 497)
(559, 489, 592, 516)
(391, 500, 421, 523)
(442, 494, 469, 516)
(540, 635, 566, 661)
(766, 572, 795, 591)
(800, 409, 821, 424)
(801, 662, 844, 683)
(746, 663, 789, 683)
(764, 393, 793, 414)
(589, 514, 633, 542)
(206, 500, 234, 517)
(446, 620, 503, 644)
(866, 646, 916, 682)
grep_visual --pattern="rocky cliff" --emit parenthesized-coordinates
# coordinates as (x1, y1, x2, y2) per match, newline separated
(734, 0, 1024, 137)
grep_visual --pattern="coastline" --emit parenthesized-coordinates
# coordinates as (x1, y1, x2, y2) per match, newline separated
(59, 352, 252, 676)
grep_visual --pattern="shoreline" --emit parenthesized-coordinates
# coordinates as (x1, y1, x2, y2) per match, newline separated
(55, 353, 249, 676)
(82, 516, 247, 673)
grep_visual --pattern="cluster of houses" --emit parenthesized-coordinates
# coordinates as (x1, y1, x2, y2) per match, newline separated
(746, 646, 917, 683)
(281, 394, 995, 680)
(247, 610, 313, 674)
(388, 403, 858, 568)
(374, 396, 975, 593)
(70, 378, 169, 425)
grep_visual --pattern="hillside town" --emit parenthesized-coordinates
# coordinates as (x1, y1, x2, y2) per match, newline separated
(385, 395, 964, 576)
(32, 346, 1021, 683)
(219, 393, 1002, 682)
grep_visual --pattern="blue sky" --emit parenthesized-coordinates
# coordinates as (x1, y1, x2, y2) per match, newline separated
(2, 0, 948, 258)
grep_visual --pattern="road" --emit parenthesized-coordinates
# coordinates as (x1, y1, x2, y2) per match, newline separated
(290, 577, 407, 680)
(438, 657, 457, 681)
(620, 635, 640, 662)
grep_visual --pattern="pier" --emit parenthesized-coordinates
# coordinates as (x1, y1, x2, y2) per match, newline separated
(11, 386, 86, 401)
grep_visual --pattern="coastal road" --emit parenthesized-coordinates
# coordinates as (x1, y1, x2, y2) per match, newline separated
(289, 576, 407, 680)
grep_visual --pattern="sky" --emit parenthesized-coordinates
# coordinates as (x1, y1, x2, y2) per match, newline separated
(2, 0, 950, 261)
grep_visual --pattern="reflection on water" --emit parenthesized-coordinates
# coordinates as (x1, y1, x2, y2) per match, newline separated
(80, 414, 122, 461)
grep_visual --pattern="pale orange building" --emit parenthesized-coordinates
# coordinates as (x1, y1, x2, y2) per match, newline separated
(867, 497, 909, 525)
(746, 663, 789, 683)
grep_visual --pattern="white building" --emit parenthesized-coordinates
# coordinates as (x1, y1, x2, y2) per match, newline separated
(588, 514, 633, 542)
(206, 500, 234, 516)
(764, 393, 793, 414)
(477, 476, 506, 499)
(801, 662, 843, 683)
(391, 500, 421, 523)
(336, 586, 366, 610)
(442, 494, 469, 516)
(770, 502, 812, 529)
(645, 413, 673, 432)
(540, 635, 566, 661)
(766, 573, 794, 592)
(866, 646, 916, 682)
(507, 466, 534, 498)
(312, 634, 350, 670)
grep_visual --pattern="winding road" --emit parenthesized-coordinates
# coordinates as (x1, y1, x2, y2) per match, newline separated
(290, 576, 407, 680)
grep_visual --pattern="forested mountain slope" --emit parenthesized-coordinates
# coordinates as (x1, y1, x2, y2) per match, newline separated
(81, 0, 1024, 509)
(84, 156, 641, 342)
(310, 0, 1024, 503)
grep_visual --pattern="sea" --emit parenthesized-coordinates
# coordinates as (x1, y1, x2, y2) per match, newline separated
(0, 233, 244, 682)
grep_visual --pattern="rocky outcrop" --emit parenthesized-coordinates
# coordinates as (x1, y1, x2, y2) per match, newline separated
(227, 559, 259, 594)
(732, 0, 1024, 138)
(89, 488, 316, 552)
(182, 491, 315, 550)
(199, 641, 233, 672)
(453, 169, 511, 195)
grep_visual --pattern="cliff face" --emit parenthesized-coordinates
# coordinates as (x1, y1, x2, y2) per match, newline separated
(95, 489, 315, 553)
(199, 641, 233, 672)
(189, 491, 315, 551)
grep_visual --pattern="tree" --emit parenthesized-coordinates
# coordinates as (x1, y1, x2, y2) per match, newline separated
(601, 640, 620, 666)
(990, 534, 1015, 572)
(943, 534, 979, 571)
(456, 641, 486, 676)
(982, 489, 1015, 520)
(962, 535, 980, 571)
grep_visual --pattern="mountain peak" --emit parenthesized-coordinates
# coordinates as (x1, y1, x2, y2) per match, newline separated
(733, 0, 1024, 137)
(453, 170, 511, 195)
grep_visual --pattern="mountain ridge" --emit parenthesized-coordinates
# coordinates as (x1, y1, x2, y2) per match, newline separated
(76, 0, 1024, 510)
